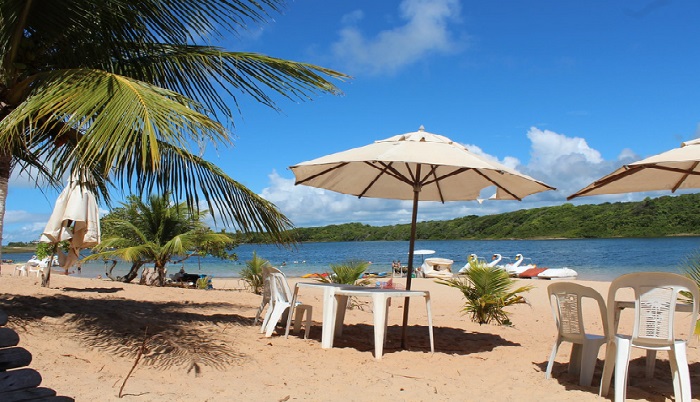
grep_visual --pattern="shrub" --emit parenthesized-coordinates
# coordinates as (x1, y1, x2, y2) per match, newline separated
(437, 262, 532, 325)
(317, 260, 371, 286)
(240, 252, 270, 294)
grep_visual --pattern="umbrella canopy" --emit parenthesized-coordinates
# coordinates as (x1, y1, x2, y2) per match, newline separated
(569, 138, 700, 199)
(290, 126, 554, 347)
(39, 175, 101, 286)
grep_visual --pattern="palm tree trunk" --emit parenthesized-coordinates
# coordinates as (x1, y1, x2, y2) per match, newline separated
(0, 151, 12, 265)
(121, 262, 144, 283)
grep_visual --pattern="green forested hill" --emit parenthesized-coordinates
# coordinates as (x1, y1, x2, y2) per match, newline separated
(289, 193, 700, 242)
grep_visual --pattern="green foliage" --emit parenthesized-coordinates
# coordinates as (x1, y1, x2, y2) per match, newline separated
(317, 260, 371, 286)
(240, 252, 270, 294)
(196, 276, 213, 290)
(437, 263, 532, 325)
(679, 251, 700, 336)
(89, 194, 236, 285)
(282, 193, 700, 242)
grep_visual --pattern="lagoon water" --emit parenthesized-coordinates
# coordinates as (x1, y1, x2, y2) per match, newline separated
(6, 237, 700, 281)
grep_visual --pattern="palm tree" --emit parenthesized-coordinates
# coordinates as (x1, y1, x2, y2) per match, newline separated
(88, 193, 236, 285)
(0, 0, 348, 261)
(240, 251, 271, 294)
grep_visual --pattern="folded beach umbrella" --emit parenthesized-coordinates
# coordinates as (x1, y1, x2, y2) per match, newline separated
(569, 138, 700, 199)
(290, 126, 554, 347)
(40, 174, 101, 287)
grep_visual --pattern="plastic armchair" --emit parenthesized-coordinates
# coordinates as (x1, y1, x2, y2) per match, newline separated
(600, 272, 699, 402)
(27, 264, 43, 278)
(13, 264, 28, 276)
(546, 282, 608, 386)
(260, 267, 313, 338)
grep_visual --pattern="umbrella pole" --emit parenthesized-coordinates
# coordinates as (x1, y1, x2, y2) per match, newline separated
(401, 182, 421, 349)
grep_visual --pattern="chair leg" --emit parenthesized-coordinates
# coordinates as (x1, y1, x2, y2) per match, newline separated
(260, 302, 275, 334)
(265, 304, 289, 337)
(569, 343, 582, 377)
(579, 341, 601, 387)
(545, 339, 561, 380)
(645, 350, 657, 379)
(614, 339, 632, 402)
(600, 341, 616, 397)
(669, 343, 691, 402)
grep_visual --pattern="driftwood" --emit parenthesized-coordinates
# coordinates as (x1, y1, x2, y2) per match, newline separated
(0, 309, 74, 401)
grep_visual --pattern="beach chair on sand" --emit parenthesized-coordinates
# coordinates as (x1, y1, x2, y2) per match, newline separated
(260, 267, 313, 338)
(0, 309, 74, 401)
(546, 282, 608, 387)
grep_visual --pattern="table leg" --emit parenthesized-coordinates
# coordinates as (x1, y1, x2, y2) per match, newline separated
(372, 293, 388, 360)
(321, 287, 339, 348)
(425, 294, 434, 353)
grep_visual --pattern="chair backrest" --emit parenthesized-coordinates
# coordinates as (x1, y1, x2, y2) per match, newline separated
(268, 267, 293, 304)
(261, 265, 272, 302)
(607, 272, 699, 346)
(548, 282, 608, 342)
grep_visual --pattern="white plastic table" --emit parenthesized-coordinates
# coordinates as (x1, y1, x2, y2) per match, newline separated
(332, 287, 434, 360)
(285, 282, 365, 348)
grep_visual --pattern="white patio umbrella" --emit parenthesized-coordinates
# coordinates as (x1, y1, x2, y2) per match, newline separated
(290, 126, 554, 347)
(39, 175, 101, 287)
(569, 138, 700, 199)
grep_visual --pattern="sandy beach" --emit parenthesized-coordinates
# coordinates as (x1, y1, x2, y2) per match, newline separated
(0, 263, 697, 401)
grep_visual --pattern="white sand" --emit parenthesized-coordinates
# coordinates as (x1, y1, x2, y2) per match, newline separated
(0, 264, 697, 401)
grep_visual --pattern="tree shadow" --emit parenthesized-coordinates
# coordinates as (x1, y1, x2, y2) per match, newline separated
(301, 323, 519, 357)
(533, 356, 700, 401)
(0, 294, 252, 373)
(61, 287, 124, 293)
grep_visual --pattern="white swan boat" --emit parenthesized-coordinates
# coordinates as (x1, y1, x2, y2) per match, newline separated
(505, 254, 577, 279)
(458, 253, 508, 273)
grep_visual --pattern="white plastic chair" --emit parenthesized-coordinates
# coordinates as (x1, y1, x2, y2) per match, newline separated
(253, 266, 272, 326)
(260, 267, 313, 338)
(600, 272, 699, 402)
(13, 264, 28, 276)
(27, 264, 42, 278)
(546, 282, 608, 386)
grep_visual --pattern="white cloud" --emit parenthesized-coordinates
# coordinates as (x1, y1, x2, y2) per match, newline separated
(331, 0, 464, 75)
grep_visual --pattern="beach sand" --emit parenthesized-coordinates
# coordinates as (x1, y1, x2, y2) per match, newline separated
(0, 264, 697, 401)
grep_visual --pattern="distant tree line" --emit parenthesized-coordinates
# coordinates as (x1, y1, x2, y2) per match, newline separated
(270, 194, 700, 243)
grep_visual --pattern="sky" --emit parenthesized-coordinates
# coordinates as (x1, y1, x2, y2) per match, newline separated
(4, 0, 700, 244)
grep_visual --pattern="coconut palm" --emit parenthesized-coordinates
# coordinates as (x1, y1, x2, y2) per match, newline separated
(0, 0, 348, 261)
(438, 263, 532, 325)
(88, 193, 235, 286)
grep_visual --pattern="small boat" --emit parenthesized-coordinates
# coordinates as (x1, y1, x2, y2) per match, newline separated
(506, 254, 578, 280)
(459, 253, 505, 273)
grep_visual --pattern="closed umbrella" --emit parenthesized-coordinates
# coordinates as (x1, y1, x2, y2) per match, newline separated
(569, 138, 700, 199)
(290, 126, 554, 347)
(40, 175, 101, 287)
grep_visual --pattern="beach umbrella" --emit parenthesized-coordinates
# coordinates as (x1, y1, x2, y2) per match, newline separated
(568, 138, 700, 199)
(290, 126, 554, 347)
(39, 174, 101, 287)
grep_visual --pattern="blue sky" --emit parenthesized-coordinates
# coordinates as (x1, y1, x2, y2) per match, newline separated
(4, 0, 700, 244)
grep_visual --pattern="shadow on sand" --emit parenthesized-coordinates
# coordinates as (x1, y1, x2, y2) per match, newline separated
(533, 356, 700, 401)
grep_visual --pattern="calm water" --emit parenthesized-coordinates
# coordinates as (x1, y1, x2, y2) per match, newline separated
(5, 237, 700, 281)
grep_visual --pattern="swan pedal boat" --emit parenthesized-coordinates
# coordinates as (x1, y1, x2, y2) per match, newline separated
(460, 253, 577, 280)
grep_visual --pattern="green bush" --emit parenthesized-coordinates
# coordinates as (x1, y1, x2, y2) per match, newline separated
(437, 262, 532, 325)
(240, 252, 270, 294)
(317, 260, 371, 286)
